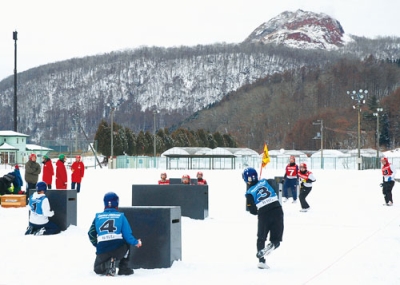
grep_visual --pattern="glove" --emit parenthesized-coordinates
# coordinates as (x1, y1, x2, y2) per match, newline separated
(380, 183, 383, 187)
(48, 210, 54, 217)
(280, 179, 284, 184)
(300, 182, 304, 188)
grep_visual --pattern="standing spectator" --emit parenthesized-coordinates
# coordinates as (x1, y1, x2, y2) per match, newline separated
(196, 171, 207, 185)
(242, 167, 284, 269)
(25, 153, 41, 202)
(181, 174, 191, 185)
(25, 181, 60, 236)
(88, 192, 142, 276)
(158, 172, 170, 185)
(282, 155, 299, 203)
(42, 155, 54, 189)
(71, 155, 85, 193)
(381, 157, 396, 206)
(298, 163, 316, 212)
(56, 154, 68, 190)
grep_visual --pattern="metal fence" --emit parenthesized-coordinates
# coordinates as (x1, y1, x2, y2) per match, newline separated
(109, 155, 400, 170)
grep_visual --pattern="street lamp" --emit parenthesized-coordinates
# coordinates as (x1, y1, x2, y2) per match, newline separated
(13, 31, 18, 132)
(313, 119, 323, 169)
(107, 102, 118, 166)
(153, 110, 158, 164)
(373, 108, 383, 168)
(347, 89, 368, 170)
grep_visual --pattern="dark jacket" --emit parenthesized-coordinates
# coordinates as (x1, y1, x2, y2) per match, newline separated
(25, 160, 41, 184)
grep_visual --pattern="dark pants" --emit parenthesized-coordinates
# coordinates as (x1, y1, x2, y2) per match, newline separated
(26, 183, 36, 202)
(93, 244, 131, 275)
(299, 186, 312, 209)
(382, 181, 395, 203)
(283, 179, 297, 200)
(28, 221, 60, 235)
(257, 207, 284, 260)
(71, 182, 81, 193)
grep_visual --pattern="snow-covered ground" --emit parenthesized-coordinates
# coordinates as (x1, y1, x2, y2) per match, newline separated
(0, 165, 399, 285)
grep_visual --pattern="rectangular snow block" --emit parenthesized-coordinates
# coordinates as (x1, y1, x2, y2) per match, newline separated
(29, 189, 77, 231)
(119, 206, 182, 269)
(131, 184, 208, 220)
(1, 195, 26, 208)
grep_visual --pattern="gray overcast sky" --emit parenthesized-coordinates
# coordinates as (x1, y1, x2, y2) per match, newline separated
(1, 0, 399, 81)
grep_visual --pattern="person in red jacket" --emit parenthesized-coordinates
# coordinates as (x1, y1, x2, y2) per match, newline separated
(158, 172, 170, 185)
(56, 154, 68, 189)
(71, 155, 85, 193)
(42, 155, 54, 189)
(196, 171, 207, 185)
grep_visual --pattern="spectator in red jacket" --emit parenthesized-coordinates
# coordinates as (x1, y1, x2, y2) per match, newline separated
(71, 155, 85, 193)
(56, 154, 68, 189)
(196, 171, 207, 185)
(42, 155, 54, 189)
(158, 172, 170, 185)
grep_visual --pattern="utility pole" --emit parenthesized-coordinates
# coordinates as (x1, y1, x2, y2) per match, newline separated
(313, 119, 324, 169)
(13, 31, 18, 132)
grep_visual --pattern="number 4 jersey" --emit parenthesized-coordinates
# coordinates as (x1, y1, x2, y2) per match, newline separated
(88, 208, 140, 254)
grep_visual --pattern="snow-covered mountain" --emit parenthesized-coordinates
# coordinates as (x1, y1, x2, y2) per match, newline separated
(244, 9, 351, 50)
(0, 10, 399, 144)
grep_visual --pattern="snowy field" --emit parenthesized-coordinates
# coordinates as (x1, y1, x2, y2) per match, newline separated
(0, 166, 399, 285)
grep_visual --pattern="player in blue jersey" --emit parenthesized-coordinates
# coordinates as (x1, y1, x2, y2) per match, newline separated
(243, 167, 284, 269)
(88, 192, 142, 276)
(25, 181, 60, 235)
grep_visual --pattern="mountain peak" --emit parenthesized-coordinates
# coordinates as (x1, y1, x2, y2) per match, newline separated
(244, 9, 347, 50)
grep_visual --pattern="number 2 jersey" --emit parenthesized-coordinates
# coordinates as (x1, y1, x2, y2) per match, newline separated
(88, 208, 140, 254)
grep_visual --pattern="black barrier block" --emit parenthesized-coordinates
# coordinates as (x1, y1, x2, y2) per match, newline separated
(29, 189, 77, 231)
(169, 178, 198, 185)
(132, 184, 208, 220)
(119, 206, 182, 269)
(275, 176, 294, 198)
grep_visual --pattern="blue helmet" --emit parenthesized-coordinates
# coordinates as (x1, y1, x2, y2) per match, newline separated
(36, 181, 47, 192)
(104, 192, 119, 208)
(242, 167, 258, 183)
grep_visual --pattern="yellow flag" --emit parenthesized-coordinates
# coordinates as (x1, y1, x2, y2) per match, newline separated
(261, 143, 270, 168)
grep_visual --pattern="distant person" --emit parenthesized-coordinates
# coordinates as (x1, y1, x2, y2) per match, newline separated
(71, 155, 85, 193)
(56, 154, 68, 189)
(242, 167, 284, 269)
(181, 174, 191, 185)
(282, 155, 299, 203)
(196, 171, 207, 185)
(381, 157, 396, 206)
(88, 192, 142, 276)
(42, 155, 54, 189)
(7, 164, 24, 194)
(25, 181, 60, 236)
(25, 153, 41, 202)
(298, 163, 316, 212)
(158, 172, 170, 185)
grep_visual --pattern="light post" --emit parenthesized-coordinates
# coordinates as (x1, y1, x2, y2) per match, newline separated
(373, 108, 383, 168)
(107, 103, 118, 166)
(13, 31, 18, 132)
(347, 89, 368, 170)
(313, 119, 323, 169)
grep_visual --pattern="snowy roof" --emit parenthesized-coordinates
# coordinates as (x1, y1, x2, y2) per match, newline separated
(268, 149, 307, 156)
(161, 147, 212, 156)
(311, 149, 349, 157)
(209, 147, 259, 156)
(26, 144, 53, 151)
(0, 142, 18, 150)
(0, 130, 29, 137)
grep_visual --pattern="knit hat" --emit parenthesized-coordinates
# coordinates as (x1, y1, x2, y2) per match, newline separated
(36, 181, 47, 192)
(59, 154, 65, 160)
(43, 155, 49, 160)
(14, 164, 19, 170)
(30, 153, 37, 160)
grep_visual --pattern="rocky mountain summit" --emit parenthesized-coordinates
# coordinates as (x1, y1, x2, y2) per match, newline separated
(244, 9, 349, 50)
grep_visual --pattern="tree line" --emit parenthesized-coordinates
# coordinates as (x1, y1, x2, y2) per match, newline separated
(94, 119, 238, 157)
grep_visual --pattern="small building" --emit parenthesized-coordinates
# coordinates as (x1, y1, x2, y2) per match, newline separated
(0, 130, 52, 165)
